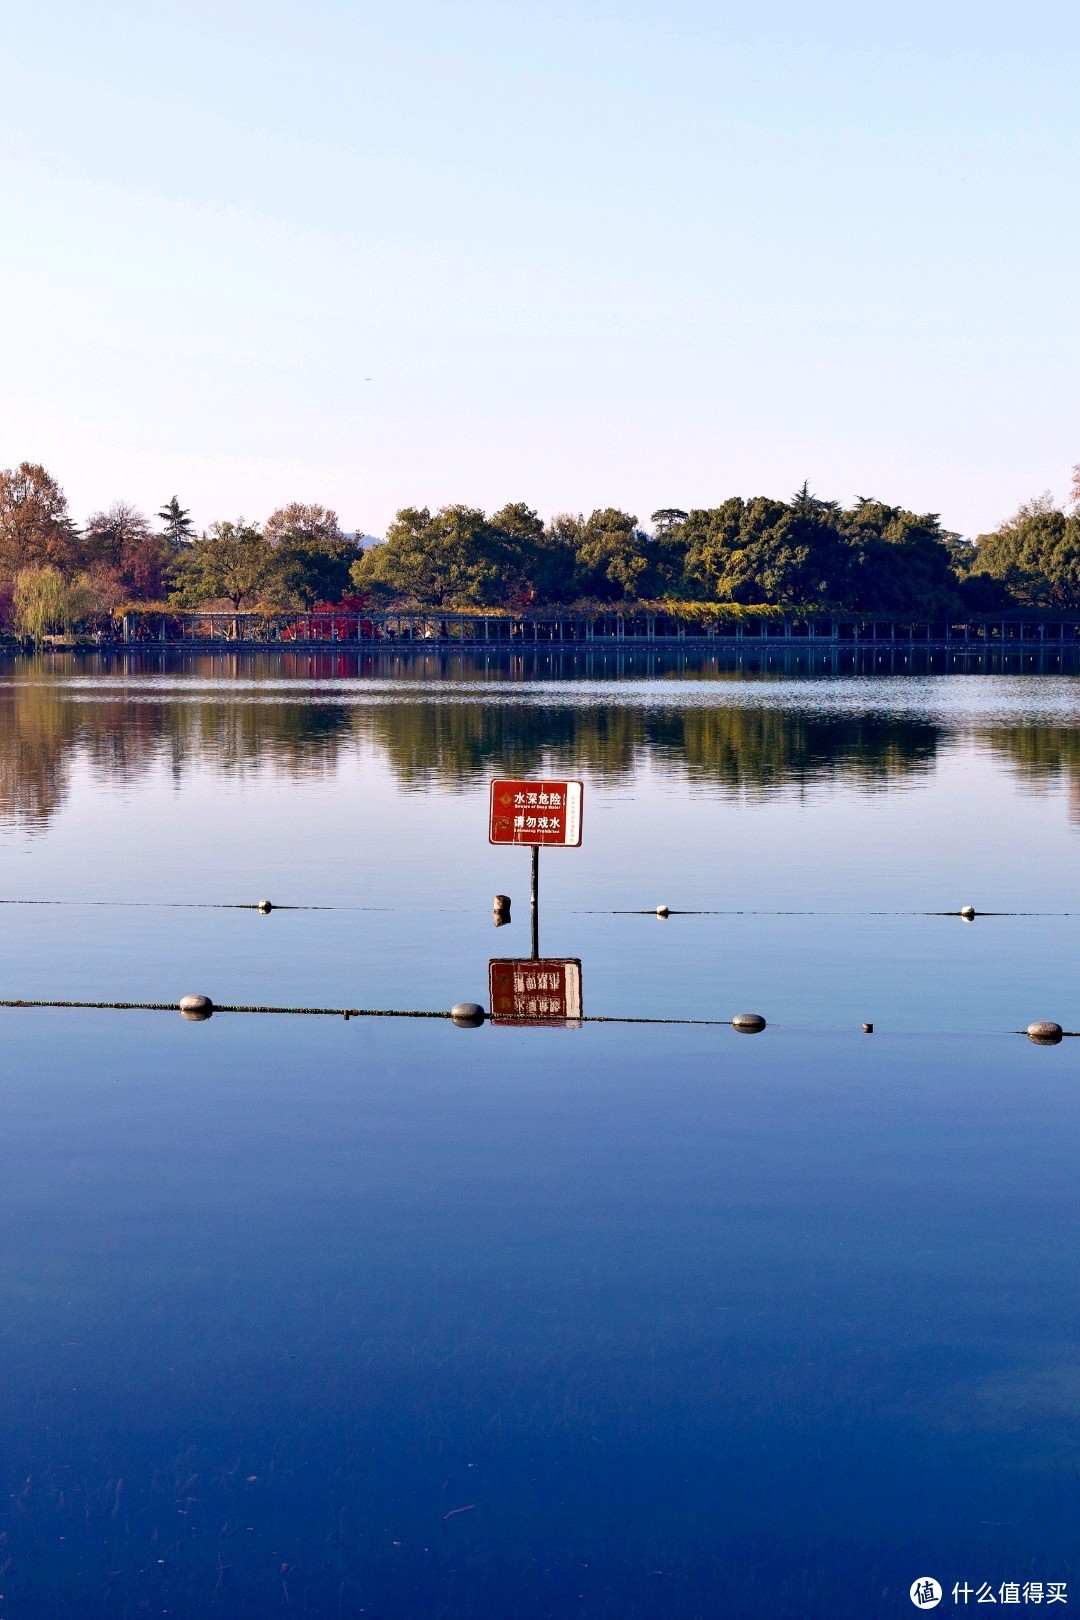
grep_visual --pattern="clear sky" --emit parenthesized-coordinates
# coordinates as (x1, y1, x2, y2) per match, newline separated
(2, 0, 1078, 539)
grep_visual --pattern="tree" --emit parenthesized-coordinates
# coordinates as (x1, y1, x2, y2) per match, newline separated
(12, 566, 108, 642)
(81, 501, 174, 602)
(650, 508, 688, 537)
(969, 501, 1080, 608)
(263, 502, 357, 606)
(263, 502, 344, 548)
(12, 567, 68, 642)
(84, 501, 152, 568)
(169, 521, 279, 610)
(353, 506, 502, 606)
(0, 463, 79, 581)
(571, 508, 651, 600)
(158, 497, 195, 547)
(837, 498, 962, 615)
(489, 503, 576, 604)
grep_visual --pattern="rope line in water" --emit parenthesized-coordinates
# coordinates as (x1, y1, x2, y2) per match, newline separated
(0, 998, 730, 1025)
(0, 999, 1074, 1037)
(0, 998, 448, 1018)
(0, 899, 344, 912)
(597, 908, 1065, 918)
(0, 898, 1072, 920)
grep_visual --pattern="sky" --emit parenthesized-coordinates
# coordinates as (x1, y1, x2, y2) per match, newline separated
(2, 0, 1078, 540)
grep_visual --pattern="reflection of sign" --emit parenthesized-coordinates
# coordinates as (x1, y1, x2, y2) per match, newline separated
(489, 959, 583, 1027)
(489, 779, 583, 846)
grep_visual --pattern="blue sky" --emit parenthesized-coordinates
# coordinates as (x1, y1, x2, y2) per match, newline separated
(2, 0, 1078, 537)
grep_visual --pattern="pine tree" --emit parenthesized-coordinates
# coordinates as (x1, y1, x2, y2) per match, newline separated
(158, 496, 194, 547)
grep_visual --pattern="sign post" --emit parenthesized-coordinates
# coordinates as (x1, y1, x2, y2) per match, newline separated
(489, 779, 583, 959)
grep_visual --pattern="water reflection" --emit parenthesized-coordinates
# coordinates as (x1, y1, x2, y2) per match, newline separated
(1, 654, 1079, 830)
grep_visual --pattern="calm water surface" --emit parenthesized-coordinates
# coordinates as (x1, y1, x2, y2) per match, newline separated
(1, 651, 1078, 1618)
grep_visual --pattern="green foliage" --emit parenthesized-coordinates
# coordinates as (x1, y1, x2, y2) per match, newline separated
(968, 500, 1080, 608)
(169, 521, 279, 610)
(569, 509, 651, 600)
(13, 566, 108, 641)
(157, 496, 195, 547)
(671, 491, 962, 613)
(353, 506, 505, 607)
(9, 467, 1080, 620)
(263, 502, 356, 607)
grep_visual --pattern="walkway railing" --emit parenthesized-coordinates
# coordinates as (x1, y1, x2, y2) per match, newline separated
(117, 610, 1080, 647)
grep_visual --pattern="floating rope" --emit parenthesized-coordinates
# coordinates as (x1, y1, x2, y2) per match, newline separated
(0, 999, 1074, 1037)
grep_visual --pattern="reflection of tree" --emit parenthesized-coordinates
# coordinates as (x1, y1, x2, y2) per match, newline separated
(0, 667, 356, 830)
(356, 704, 642, 788)
(356, 704, 942, 795)
(979, 727, 1080, 780)
(0, 660, 982, 833)
(648, 710, 940, 796)
(977, 727, 1080, 824)
(0, 682, 74, 827)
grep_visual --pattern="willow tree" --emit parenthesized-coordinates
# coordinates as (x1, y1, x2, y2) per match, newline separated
(12, 567, 105, 643)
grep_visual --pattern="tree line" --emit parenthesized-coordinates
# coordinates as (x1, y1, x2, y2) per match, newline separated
(3, 460, 1080, 635)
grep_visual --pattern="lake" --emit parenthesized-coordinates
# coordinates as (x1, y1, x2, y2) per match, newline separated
(1, 650, 1078, 1618)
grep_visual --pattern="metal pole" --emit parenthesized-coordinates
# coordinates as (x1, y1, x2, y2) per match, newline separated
(530, 844, 539, 960)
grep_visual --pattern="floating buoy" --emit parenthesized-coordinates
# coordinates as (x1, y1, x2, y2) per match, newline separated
(493, 894, 511, 912)
(862, 1022, 874, 1034)
(257, 899, 273, 913)
(450, 1002, 486, 1028)
(179, 993, 213, 1022)
(960, 905, 976, 921)
(732, 1012, 766, 1033)
(1027, 1020, 1063, 1045)
(656, 905, 670, 918)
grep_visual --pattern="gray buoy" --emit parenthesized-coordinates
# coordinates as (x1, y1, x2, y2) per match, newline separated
(656, 905, 670, 918)
(257, 899, 273, 913)
(862, 1022, 874, 1034)
(960, 905, 976, 921)
(1027, 1020, 1063, 1045)
(732, 1012, 766, 1033)
(179, 993, 213, 1022)
(450, 1002, 486, 1028)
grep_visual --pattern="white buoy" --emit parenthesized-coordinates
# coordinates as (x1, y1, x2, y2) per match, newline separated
(1027, 1020, 1063, 1045)
(732, 1012, 766, 1033)
(450, 1002, 485, 1028)
(179, 993, 213, 1021)
(960, 905, 976, 921)
(656, 905, 670, 918)
(258, 899, 273, 913)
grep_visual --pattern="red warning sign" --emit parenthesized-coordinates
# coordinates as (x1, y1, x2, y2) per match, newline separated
(488, 779, 583, 847)
(488, 958, 583, 1027)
